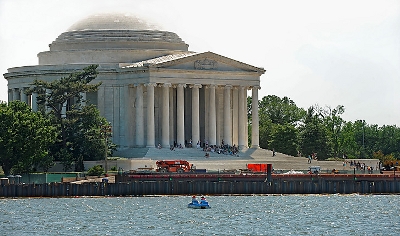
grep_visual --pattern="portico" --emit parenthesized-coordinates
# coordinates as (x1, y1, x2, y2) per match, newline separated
(121, 81, 260, 149)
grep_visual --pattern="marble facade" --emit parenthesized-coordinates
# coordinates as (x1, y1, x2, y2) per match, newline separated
(4, 14, 265, 154)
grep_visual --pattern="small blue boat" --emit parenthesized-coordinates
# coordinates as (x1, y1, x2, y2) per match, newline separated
(188, 196, 211, 209)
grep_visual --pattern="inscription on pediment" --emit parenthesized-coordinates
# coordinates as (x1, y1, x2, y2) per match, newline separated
(194, 58, 218, 70)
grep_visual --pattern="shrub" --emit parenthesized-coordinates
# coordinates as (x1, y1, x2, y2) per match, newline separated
(87, 165, 104, 176)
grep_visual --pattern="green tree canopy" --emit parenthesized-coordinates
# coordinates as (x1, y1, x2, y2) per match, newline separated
(269, 124, 299, 156)
(259, 95, 306, 125)
(30, 65, 114, 171)
(31, 65, 100, 120)
(320, 105, 345, 158)
(256, 95, 305, 155)
(67, 105, 116, 171)
(0, 101, 57, 175)
(251, 94, 399, 162)
(299, 106, 330, 160)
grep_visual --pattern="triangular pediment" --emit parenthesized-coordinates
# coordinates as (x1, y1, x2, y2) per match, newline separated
(122, 51, 265, 74)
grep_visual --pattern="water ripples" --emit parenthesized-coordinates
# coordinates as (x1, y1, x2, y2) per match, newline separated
(0, 195, 399, 235)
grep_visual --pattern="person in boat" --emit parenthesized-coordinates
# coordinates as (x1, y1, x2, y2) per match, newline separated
(200, 196, 207, 204)
(191, 195, 199, 204)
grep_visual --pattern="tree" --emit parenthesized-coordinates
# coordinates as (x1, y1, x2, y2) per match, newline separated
(376, 125, 400, 158)
(257, 95, 305, 155)
(373, 150, 397, 169)
(269, 124, 299, 156)
(299, 106, 330, 160)
(250, 94, 400, 161)
(30, 65, 112, 171)
(259, 95, 305, 125)
(0, 101, 57, 175)
(258, 116, 273, 150)
(67, 105, 116, 170)
(338, 121, 359, 159)
(31, 65, 100, 144)
(322, 105, 345, 158)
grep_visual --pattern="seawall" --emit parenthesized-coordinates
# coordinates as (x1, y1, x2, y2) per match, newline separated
(1, 174, 399, 197)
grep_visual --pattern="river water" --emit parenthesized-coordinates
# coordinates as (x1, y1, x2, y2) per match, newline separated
(0, 195, 399, 236)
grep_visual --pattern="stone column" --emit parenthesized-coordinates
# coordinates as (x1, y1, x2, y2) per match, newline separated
(216, 86, 222, 146)
(97, 86, 105, 116)
(45, 89, 52, 113)
(191, 84, 202, 146)
(62, 102, 67, 117)
(224, 85, 232, 145)
(169, 86, 175, 145)
(13, 88, 20, 101)
(162, 83, 171, 148)
(251, 86, 260, 148)
(176, 84, 186, 147)
(245, 88, 249, 148)
(208, 85, 217, 146)
(121, 85, 131, 147)
(232, 86, 239, 146)
(20, 88, 28, 103)
(61, 100, 67, 118)
(8, 89, 13, 102)
(146, 83, 156, 147)
(31, 92, 38, 112)
(135, 84, 144, 147)
(80, 92, 86, 107)
(238, 86, 246, 148)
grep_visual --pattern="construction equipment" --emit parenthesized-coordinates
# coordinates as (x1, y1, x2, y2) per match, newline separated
(246, 163, 272, 173)
(309, 166, 321, 174)
(156, 160, 193, 173)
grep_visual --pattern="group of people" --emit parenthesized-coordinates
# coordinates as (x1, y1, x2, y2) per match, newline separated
(307, 153, 318, 163)
(191, 195, 207, 204)
(160, 139, 240, 158)
(348, 160, 375, 173)
(170, 141, 184, 150)
(157, 139, 195, 150)
(202, 140, 240, 157)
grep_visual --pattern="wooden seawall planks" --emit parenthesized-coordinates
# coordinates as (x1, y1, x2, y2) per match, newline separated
(1, 177, 399, 197)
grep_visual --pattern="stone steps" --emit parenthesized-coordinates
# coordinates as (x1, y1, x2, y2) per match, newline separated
(112, 147, 347, 171)
(145, 147, 219, 160)
(113, 148, 149, 158)
(115, 146, 297, 160)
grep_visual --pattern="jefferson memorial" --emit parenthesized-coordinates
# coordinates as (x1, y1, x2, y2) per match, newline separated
(4, 14, 265, 156)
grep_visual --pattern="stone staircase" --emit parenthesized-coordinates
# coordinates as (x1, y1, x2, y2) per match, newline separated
(112, 147, 346, 171)
(113, 148, 150, 158)
(146, 147, 206, 159)
(114, 146, 293, 160)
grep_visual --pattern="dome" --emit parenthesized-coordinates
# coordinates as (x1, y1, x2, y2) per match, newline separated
(67, 13, 160, 31)
(48, 13, 188, 51)
(39, 13, 189, 65)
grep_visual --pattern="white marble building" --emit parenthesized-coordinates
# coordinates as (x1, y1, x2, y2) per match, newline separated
(4, 14, 265, 155)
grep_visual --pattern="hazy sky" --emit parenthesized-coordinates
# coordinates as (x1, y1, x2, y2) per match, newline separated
(1, 0, 399, 126)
